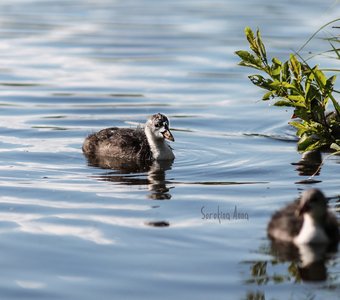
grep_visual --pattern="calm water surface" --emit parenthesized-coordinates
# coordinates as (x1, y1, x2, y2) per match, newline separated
(0, 0, 339, 299)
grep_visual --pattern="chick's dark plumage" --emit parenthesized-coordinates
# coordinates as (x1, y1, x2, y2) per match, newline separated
(83, 127, 153, 160)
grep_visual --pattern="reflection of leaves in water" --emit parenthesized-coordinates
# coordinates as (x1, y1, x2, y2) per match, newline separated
(245, 260, 296, 285)
(250, 261, 268, 284)
(244, 241, 338, 287)
(84, 154, 174, 200)
(245, 290, 319, 300)
(244, 291, 265, 300)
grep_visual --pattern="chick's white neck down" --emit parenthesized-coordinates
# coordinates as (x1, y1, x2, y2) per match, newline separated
(145, 127, 174, 160)
(294, 214, 329, 244)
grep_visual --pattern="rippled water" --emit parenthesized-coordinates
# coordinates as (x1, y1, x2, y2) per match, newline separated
(0, 0, 340, 299)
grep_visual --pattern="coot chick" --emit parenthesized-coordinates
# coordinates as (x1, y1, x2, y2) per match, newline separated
(83, 113, 175, 161)
(267, 189, 339, 245)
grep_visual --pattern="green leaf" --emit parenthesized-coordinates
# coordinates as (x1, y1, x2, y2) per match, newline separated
(305, 84, 321, 109)
(287, 95, 306, 106)
(290, 121, 309, 136)
(326, 74, 336, 88)
(329, 94, 340, 116)
(262, 91, 274, 100)
(297, 135, 318, 151)
(248, 75, 273, 89)
(270, 57, 282, 79)
(305, 140, 326, 152)
(304, 70, 314, 95)
(245, 27, 255, 45)
(289, 121, 306, 130)
(324, 75, 337, 103)
(274, 99, 294, 107)
(256, 28, 267, 65)
(282, 61, 290, 82)
(245, 27, 260, 56)
(314, 68, 327, 89)
(272, 57, 282, 66)
(235, 50, 252, 60)
(311, 102, 326, 124)
(235, 50, 263, 70)
(269, 81, 297, 91)
(289, 54, 301, 81)
(238, 61, 263, 71)
(330, 142, 340, 151)
(293, 108, 311, 122)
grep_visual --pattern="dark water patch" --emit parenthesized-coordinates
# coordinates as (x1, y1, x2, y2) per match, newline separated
(0, 103, 19, 107)
(108, 93, 144, 98)
(42, 115, 66, 119)
(0, 82, 43, 87)
(188, 71, 241, 79)
(145, 221, 170, 227)
(295, 179, 323, 184)
(172, 180, 268, 186)
(244, 132, 298, 142)
(31, 126, 68, 131)
(51, 93, 74, 97)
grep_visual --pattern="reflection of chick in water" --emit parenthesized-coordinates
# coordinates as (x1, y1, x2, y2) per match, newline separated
(85, 156, 173, 228)
(85, 154, 174, 200)
(297, 243, 332, 282)
(269, 240, 337, 282)
(147, 160, 173, 200)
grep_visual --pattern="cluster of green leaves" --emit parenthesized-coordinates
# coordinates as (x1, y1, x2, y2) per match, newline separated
(235, 27, 340, 152)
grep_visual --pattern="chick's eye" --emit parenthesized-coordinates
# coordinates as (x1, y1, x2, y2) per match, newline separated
(155, 123, 161, 128)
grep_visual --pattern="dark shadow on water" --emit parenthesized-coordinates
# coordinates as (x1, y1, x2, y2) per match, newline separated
(292, 150, 323, 184)
(172, 181, 268, 185)
(145, 221, 170, 227)
(243, 132, 297, 142)
(292, 150, 322, 176)
(0, 82, 43, 87)
(86, 154, 154, 174)
(85, 154, 174, 200)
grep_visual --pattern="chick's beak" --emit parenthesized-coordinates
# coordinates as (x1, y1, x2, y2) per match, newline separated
(162, 127, 175, 142)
